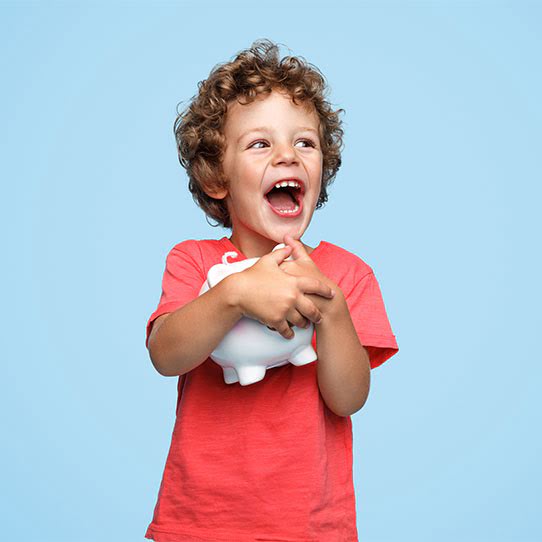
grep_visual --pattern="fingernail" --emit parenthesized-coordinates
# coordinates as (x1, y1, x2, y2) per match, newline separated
(330, 290, 336, 297)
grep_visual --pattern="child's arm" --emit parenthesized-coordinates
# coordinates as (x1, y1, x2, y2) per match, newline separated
(314, 297, 371, 417)
(148, 244, 334, 377)
(278, 235, 370, 417)
(148, 275, 243, 376)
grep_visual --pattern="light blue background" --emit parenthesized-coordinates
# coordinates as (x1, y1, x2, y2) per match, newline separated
(2, 2, 540, 541)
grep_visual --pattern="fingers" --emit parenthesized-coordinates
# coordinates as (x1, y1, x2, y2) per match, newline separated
(267, 314, 308, 339)
(296, 276, 335, 299)
(294, 295, 323, 325)
(274, 302, 318, 339)
(285, 309, 311, 330)
(273, 320, 295, 340)
(267, 245, 293, 265)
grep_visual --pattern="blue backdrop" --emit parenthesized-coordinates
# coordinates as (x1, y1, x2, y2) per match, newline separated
(2, 2, 540, 541)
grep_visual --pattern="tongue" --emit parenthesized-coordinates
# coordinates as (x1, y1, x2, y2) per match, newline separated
(267, 190, 297, 211)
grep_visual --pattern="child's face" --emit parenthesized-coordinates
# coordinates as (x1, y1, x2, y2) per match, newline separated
(213, 89, 323, 257)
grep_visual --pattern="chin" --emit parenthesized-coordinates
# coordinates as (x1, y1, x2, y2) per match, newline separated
(278, 228, 305, 244)
(262, 222, 307, 245)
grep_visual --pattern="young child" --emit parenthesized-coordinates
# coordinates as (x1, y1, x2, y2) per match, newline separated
(144, 39, 399, 542)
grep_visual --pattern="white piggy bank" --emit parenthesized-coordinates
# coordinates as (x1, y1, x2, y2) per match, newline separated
(198, 243, 317, 386)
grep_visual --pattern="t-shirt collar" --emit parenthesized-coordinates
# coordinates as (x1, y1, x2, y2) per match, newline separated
(219, 236, 325, 260)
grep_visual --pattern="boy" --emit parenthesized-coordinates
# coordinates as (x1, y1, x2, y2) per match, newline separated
(145, 39, 399, 542)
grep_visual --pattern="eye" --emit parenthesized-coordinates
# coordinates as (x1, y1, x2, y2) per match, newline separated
(295, 139, 317, 148)
(248, 139, 317, 149)
(249, 140, 268, 149)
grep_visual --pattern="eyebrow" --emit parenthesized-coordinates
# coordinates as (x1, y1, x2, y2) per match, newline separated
(237, 126, 319, 142)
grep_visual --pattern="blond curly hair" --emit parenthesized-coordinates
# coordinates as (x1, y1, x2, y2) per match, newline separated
(173, 39, 345, 229)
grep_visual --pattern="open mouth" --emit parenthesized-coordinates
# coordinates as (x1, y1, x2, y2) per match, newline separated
(264, 182, 303, 217)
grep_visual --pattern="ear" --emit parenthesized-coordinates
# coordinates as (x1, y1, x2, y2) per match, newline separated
(204, 186, 228, 200)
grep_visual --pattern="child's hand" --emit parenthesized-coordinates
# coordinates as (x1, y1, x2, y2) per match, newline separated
(279, 234, 343, 318)
(231, 245, 336, 339)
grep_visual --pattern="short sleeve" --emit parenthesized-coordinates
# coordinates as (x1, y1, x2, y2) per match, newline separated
(145, 241, 206, 349)
(345, 270, 399, 369)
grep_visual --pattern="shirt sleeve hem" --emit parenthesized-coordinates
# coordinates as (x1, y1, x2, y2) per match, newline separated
(357, 334, 399, 370)
(145, 301, 187, 349)
(358, 333, 398, 347)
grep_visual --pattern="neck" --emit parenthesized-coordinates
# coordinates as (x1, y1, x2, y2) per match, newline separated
(228, 232, 278, 259)
(227, 231, 314, 258)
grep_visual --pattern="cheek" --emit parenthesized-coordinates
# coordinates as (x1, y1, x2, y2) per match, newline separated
(312, 174, 322, 194)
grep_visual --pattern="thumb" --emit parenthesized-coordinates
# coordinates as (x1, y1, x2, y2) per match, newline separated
(267, 244, 293, 265)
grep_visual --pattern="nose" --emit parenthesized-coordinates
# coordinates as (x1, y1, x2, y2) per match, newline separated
(272, 140, 298, 166)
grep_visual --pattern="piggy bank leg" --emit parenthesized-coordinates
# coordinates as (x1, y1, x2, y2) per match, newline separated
(222, 367, 240, 385)
(288, 345, 318, 366)
(236, 365, 267, 386)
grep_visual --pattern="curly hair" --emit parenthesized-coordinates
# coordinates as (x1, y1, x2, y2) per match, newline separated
(173, 38, 345, 229)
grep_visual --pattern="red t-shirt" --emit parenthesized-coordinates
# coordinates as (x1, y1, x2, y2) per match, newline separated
(145, 236, 399, 542)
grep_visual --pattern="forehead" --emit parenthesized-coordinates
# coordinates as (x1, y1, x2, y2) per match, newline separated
(224, 90, 319, 135)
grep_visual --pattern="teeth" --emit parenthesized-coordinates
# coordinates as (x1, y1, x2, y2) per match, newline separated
(274, 180, 301, 190)
(276, 202, 300, 214)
